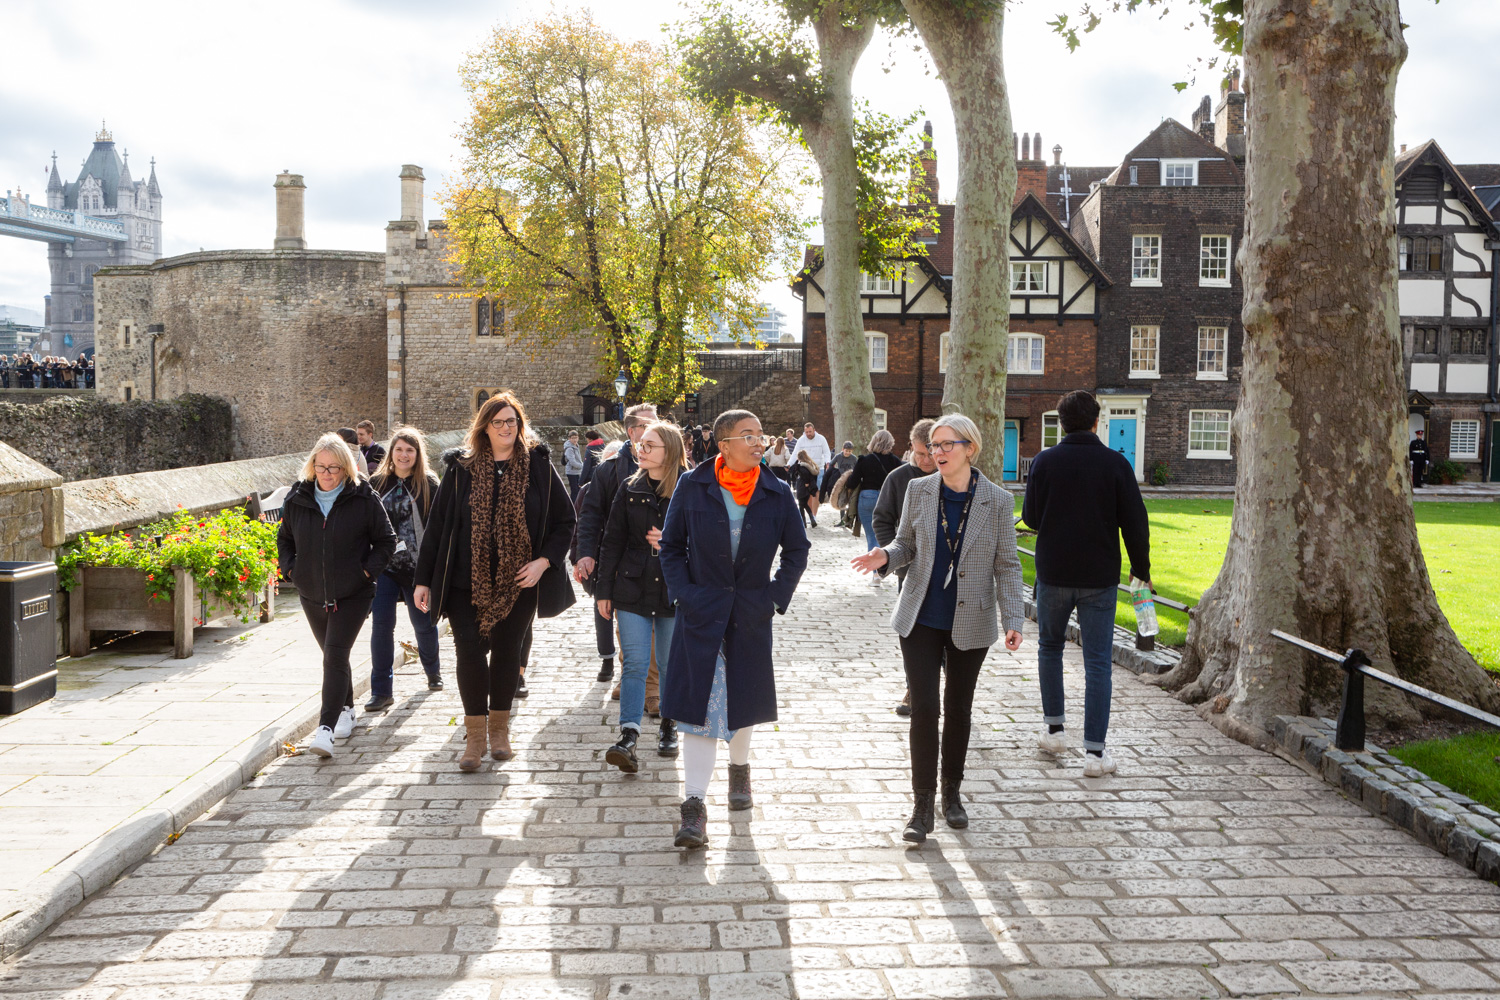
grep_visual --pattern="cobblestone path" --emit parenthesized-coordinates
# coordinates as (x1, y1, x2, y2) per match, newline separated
(5, 525, 1500, 999)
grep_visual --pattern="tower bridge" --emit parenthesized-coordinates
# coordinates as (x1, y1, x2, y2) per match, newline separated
(0, 194, 128, 244)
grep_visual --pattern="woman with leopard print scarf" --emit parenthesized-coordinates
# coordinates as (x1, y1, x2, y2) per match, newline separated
(414, 392, 576, 770)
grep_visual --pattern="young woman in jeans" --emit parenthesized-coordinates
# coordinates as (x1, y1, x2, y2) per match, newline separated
(595, 421, 688, 771)
(845, 430, 902, 562)
(277, 433, 397, 758)
(852, 414, 1025, 843)
(366, 427, 443, 709)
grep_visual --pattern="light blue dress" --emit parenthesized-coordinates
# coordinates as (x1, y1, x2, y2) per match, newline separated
(676, 486, 746, 742)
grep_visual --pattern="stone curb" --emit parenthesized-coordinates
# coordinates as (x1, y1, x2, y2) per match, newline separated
(1021, 592, 1181, 677)
(1271, 714, 1500, 883)
(0, 664, 373, 960)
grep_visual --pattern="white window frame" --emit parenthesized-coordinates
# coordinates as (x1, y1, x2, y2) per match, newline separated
(865, 332, 888, 373)
(1450, 419, 1480, 460)
(1161, 159, 1198, 186)
(873, 408, 888, 432)
(1007, 334, 1045, 375)
(938, 332, 951, 374)
(1009, 261, 1049, 294)
(1197, 325, 1228, 380)
(1199, 234, 1231, 287)
(1129, 324, 1160, 379)
(1132, 235, 1161, 286)
(1042, 412, 1061, 449)
(859, 272, 895, 295)
(1187, 409, 1233, 459)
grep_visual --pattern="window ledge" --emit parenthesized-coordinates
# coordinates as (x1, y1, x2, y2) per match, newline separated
(1196, 372, 1229, 381)
(1198, 279, 1231, 288)
(1131, 279, 1163, 288)
(1128, 372, 1161, 380)
(1009, 370, 1045, 377)
(1186, 450, 1233, 461)
(1450, 454, 1480, 462)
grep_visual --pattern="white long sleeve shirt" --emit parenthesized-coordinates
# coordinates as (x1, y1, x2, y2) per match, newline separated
(790, 432, 832, 471)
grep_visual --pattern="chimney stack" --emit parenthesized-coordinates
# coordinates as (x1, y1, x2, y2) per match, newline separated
(1214, 71, 1247, 161)
(1052, 144, 1062, 166)
(400, 164, 425, 226)
(1033, 133, 1042, 161)
(273, 171, 306, 250)
(908, 122, 940, 205)
(1013, 127, 1048, 205)
(1191, 95, 1214, 143)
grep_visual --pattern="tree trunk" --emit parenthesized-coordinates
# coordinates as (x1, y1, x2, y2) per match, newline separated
(1160, 0, 1499, 735)
(803, 9, 877, 453)
(900, 0, 1014, 477)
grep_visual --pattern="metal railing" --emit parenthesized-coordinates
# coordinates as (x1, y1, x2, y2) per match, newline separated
(694, 349, 802, 372)
(1270, 629, 1500, 751)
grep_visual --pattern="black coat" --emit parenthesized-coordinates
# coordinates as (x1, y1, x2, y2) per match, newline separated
(276, 478, 397, 605)
(845, 452, 902, 496)
(413, 442, 576, 620)
(595, 474, 674, 618)
(1022, 431, 1150, 589)
(575, 444, 638, 565)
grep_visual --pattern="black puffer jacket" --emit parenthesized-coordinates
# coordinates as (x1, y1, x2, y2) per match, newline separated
(595, 474, 674, 618)
(277, 478, 397, 605)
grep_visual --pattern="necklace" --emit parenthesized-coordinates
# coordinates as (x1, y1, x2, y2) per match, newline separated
(938, 470, 978, 589)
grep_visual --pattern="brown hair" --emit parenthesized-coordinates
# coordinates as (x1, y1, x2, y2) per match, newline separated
(630, 421, 688, 499)
(462, 391, 530, 467)
(624, 402, 657, 429)
(909, 418, 936, 447)
(356, 419, 376, 433)
(372, 426, 435, 512)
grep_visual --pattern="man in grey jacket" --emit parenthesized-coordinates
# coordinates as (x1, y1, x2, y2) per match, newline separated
(872, 418, 936, 717)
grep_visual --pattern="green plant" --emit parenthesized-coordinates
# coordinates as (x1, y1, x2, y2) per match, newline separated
(56, 507, 279, 623)
(1150, 461, 1172, 487)
(1428, 460, 1467, 486)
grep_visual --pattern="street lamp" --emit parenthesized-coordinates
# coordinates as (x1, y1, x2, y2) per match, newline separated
(613, 367, 629, 421)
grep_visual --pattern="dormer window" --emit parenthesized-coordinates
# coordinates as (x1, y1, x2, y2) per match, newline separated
(1161, 160, 1198, 186)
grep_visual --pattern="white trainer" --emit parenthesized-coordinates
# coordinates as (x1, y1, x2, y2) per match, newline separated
(1038, 728, 1067, 755)
(334, 708, 355, 739)
(308, 726, 335, 758)
(1083, 751, 1117, 778)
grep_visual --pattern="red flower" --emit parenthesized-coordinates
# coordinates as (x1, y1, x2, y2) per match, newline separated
(208, 568, 216, 576)
(238, 573, 248, 582)
(146, 574, 154, 581)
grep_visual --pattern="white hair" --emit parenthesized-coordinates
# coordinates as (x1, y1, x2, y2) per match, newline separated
(931, 413, 983, 460)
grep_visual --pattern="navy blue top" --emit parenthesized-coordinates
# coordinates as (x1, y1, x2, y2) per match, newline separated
(915, 483, 969, 631)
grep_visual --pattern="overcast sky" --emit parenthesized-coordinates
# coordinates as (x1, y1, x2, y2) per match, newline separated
(2, 0, 1495, 333)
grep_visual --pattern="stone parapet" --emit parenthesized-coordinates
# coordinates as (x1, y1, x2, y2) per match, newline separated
(0, 441, 62, 562)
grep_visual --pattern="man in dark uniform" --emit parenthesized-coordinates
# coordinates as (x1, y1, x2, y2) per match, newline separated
(1409, 429, 1430, 489)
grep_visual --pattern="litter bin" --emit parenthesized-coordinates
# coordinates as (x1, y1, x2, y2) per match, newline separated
(1, 561, 58, 715)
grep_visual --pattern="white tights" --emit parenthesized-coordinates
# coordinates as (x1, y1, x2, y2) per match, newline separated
(681, 728, 754, 800)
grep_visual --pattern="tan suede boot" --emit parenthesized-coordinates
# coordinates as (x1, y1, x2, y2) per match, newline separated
(488, 710, 514, 761)
(459, 715, 487, 772)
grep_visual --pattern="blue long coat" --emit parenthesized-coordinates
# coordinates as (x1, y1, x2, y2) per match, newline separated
(659, 462, 811, 731)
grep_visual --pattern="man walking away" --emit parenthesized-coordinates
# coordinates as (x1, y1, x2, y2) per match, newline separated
(873, 418, 936, 717)
(356, 421, 386, 475)
(1022, 391, 1150, 778)
(1409, 429, 1429, 490)
(789, 421, 832, 523)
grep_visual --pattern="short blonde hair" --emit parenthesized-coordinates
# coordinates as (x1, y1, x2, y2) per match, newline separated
(932, 413, 983, 460)
(302, 432, 363, 483)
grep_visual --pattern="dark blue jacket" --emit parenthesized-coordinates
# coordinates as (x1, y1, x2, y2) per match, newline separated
(659, 462, 810, 730)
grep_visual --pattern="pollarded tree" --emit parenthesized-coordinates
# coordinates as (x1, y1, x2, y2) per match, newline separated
(447, 10, 805, 405)
(679, 0, 932, 451)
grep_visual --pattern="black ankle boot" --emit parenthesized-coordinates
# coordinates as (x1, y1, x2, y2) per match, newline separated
(597, 658, 614, 682)
(657, 718, 679, 758)
(727, 763, 752, 811)
(903, 790, 936, 844)
(941, 781, 968, 829)
(675, 796, 708, 848)
(604, 728, 639, 773)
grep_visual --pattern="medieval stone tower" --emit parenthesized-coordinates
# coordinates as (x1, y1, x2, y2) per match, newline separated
(45, 124, 162, 357)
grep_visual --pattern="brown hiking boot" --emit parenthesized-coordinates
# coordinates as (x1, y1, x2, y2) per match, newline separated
(459, 715, 487, 772)
(488, 710, 514, 761)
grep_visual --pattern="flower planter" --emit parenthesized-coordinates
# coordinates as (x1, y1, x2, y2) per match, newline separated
(68, 565, 273, 659)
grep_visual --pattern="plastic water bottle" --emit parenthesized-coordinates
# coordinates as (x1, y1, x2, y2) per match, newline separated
(1130, 577, 1159, 637)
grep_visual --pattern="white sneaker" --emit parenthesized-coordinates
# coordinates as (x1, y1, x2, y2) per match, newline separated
(1038, 728, 1067, 755)
(1083, 751, 1117, 778)
(334, 708, 355, 739)
(868, 573, 883, 588)
(308, 726, 335, 758)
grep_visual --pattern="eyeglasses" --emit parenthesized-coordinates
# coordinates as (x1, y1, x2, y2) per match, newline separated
(314, 464, 343, 475)
(636, 441, 660, 454)
(489, 417, 519, 430)
(930, 439, 972, 454)
(731, 434, 771, 447)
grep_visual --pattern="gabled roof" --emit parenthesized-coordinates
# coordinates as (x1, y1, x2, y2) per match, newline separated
(1396, 139, 1499, 229)
(1456, 164, 1500, 218)
(1104, 119, 1244, 186)
(1010, 191, 1112, 287)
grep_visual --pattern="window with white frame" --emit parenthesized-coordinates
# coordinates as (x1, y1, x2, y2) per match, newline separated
(865, 332, 888, 372)
(1450, 419, 1480, 460)
(1161, 159, 1198, 186)
(1132, 235, 1161, 285)
(1009, 261, 1048, 293)
(1200, 235, 1230, 286)
(939, 332, 951, 373)
(859, 272, 895, 294)
(1042, 412, 1061, 449)
(1197, 325, 1228, 379)
(873, 408, 888, 432)
(1129, 325, 1160, 378)
(1008, 334, 1044, 374)
(1188, 410, 1232, 458)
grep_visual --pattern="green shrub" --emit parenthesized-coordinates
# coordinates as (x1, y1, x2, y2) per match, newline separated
(1150, 462, 1172, 487)
(1428, 460, 1468, 485)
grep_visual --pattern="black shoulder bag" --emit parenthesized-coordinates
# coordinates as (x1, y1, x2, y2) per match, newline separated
(534, 460, 578, 619)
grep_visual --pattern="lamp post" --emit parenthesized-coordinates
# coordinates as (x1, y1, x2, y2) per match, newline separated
(613, 367, 629, 422)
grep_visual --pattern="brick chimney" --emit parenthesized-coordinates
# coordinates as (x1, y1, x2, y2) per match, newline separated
(1191, 95, 1214, 143)
(1214, 69, 1246, 159)
(273, 171, 306, 250)
(908, 121, 940, 205)
(1015, 130, 1047, 205)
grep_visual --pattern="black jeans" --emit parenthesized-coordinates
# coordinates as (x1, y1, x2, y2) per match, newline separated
(593, 605, 616, 658)
(899, 623, 990, 792)
(448, 587, 538, 716)
(301, 595, 374, 731)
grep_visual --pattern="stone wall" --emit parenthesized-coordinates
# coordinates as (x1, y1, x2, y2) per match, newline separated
(0, 441, 62, 563)
(0, 394, 232, 483)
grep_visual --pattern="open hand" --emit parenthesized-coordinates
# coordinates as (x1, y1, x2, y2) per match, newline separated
(851, 549, 888, 575)
(515, 558, 549, 589)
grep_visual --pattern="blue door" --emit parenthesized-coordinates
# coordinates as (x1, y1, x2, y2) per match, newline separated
(1003, 421, 1019, 481)
(1111, 416, 1137, 473)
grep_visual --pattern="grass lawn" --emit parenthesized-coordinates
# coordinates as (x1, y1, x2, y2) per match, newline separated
(1015, 498, 1500, 673)
(1389, 730, 1500, 814)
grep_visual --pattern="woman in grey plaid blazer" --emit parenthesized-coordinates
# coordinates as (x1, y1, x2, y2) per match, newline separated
(852, 414, 1025, 844)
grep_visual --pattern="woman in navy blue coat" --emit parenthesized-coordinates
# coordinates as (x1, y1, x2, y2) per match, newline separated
(659, 409, 810, 848)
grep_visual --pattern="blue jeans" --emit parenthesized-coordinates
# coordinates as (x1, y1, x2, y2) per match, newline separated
(369, 573, 441, 698)
(1034, 581, 1117, 751)
(858, 490, 880, 551)
(616, 611, 674, 732)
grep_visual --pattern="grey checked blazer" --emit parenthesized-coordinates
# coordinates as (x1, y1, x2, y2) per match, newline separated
(881, 471, 1026, 650)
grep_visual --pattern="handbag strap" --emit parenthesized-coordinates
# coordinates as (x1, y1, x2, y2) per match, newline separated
(533, 452, 551, 556)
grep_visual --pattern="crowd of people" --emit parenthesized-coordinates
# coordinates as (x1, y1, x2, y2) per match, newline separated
(0, 353, 95, 389)
(275, 389, 1150, 848)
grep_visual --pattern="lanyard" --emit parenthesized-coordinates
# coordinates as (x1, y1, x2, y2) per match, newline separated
(938, 470, 978, 589)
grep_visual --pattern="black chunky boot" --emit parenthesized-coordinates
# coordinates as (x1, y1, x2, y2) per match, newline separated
(597, 658, 614, 682)
(727, 763, 753, 811)
(674, 796, 709, 848)
(657, 719, 679, 758)
(941, 780, 968, 829)
(604, 728, 639, 774)
(903, 790, 936, 844)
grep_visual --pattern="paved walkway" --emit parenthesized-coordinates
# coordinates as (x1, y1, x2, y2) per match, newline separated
(4, 525, 1500, 999)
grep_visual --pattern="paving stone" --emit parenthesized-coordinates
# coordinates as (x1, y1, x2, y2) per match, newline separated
(1003, 968, 1106, 998)
(1208, 963, 1301, 996)
(1284, 960, 1421, 993)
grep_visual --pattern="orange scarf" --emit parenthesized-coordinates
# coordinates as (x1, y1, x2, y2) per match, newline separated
(715, 453, 760, 507)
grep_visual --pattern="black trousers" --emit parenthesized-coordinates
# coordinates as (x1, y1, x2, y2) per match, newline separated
(1412, 460, 1427, 487)
(301, 595, 373, 731)
(899, 623, 990, 792)
(448, 587, 538, 716)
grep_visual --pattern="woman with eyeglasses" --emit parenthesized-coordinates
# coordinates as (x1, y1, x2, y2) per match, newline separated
(659, 409, 810, 847)
(278, 432, 397, 758)
(414, 392, 576, 771)
(851, 414, 1026, 844)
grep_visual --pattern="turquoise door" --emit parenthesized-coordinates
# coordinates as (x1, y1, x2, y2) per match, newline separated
(1111, 417, 1137, 471)
(1003, 421, 1019, 480)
